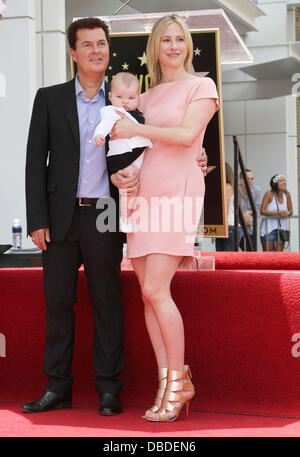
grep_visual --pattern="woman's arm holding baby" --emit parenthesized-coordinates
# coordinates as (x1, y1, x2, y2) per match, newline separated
(111, 98, 216, 147)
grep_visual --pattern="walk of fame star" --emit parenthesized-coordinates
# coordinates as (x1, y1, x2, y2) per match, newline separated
(137, 52, 147, 66)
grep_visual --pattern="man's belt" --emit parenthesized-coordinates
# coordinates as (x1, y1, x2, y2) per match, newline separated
(77, 197, 99, 207)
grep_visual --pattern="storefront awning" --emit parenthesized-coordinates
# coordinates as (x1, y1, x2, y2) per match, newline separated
(118, 0, 266, 34)
(74, 9, 254, 64)
(223, 56, 300, 100)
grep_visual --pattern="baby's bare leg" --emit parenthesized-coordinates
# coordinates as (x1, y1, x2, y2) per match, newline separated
(119, 165, 139, 232)
(120, 164, 138, 179)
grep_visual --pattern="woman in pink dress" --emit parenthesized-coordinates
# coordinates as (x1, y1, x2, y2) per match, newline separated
(111, 14, 219, 422)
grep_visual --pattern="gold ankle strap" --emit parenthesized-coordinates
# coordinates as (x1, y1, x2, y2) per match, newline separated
(167, 368, 188, 382)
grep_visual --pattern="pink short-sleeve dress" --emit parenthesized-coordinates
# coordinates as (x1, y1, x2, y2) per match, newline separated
(126, 76, 219, 259)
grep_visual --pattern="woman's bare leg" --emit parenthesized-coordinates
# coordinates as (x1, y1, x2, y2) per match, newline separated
(131, 256, 168, 368)
(140, 254, 190, 420)
(274, 241, 284, 251)
(141, 254, 184, 368)
(262, 241, 274, 251)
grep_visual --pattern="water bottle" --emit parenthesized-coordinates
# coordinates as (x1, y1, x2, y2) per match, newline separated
(123, 243, 127, 258)
(12, 219, 22, 249)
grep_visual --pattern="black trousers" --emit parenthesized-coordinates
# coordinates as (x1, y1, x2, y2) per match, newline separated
(42, 204, 124, 397)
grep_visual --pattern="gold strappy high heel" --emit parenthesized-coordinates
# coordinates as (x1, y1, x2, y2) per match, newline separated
(142, 367, 168, 418)
(144, 365, 195, 422)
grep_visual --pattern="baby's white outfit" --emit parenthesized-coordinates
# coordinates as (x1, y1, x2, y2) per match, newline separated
(93, 105, 152, 170)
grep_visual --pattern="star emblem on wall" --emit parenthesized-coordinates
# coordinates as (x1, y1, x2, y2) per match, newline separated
(137, 52, 147, 67)
(194, 48, 201, 56)
(122, 62, 129, 70)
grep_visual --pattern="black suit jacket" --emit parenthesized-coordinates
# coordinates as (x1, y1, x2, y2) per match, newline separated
(25, 78, 120, 242)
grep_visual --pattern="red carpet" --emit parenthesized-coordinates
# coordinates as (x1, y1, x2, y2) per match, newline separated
(1, 402, 300, 437)
(1, 252, 300, 436)
(202, 251, 300, 270)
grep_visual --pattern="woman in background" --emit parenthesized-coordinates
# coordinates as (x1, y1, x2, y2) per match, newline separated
(260, 174, 293, 251)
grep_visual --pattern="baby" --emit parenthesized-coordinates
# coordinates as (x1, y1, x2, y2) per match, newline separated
(93, 72, 152, 232)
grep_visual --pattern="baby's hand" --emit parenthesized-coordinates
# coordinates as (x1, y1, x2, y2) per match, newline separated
(94, 134, 106, 146)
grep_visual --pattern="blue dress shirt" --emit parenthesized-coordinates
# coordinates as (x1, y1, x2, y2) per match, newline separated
(75, 75, 110, 198)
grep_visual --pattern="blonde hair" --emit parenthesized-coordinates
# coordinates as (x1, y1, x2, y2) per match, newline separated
(111, 72, 139, 92)
(146, 15, 193, 88)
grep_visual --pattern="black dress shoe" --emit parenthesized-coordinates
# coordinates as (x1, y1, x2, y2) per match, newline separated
(99, 393, 122, 416)
(21, 390, 72, 413)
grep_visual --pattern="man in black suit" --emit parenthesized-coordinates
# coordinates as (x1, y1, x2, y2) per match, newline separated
(22, 17, 138, 416)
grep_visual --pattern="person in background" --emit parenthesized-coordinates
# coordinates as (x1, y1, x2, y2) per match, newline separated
(260, 174, 293, 251)
(0, 0, 7, 19)
(239, 169, 262, 251)
(216, 162, 240, 251)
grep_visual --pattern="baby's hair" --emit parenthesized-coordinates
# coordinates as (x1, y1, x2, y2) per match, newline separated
(111, 72, 139, 91)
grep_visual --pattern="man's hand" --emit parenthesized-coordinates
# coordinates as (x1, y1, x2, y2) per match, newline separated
(110, 168, 139, 197)
(30, 228, 50, 251)
(243, 210, 253, 226)
(196, 148, 208, 176)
